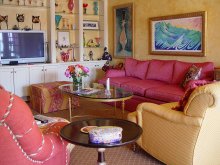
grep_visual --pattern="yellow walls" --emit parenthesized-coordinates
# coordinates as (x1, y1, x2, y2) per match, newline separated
(108, 0, 220, 66)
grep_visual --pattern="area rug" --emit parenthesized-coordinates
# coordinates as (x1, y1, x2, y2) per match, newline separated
(70, 145, 164, 165)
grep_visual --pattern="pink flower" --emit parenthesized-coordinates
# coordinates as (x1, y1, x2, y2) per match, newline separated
(65, 69, 71, 78)
(83, 67, 89, 73)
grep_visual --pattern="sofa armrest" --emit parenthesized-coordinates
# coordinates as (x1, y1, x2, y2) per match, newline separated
(135, 102, 202, 126)
(105, 69, 126, 78)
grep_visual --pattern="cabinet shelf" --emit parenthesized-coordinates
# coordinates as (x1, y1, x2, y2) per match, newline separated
(83, 13, 104, 17)
(57, 29, 79, 31)
(84, 46, 104, 49)
(83, 29, 104, 32)
(55, 12, 79, 16)
(0, 4, 49, 9)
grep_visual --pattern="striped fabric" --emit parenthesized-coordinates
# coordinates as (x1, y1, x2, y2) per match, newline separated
(128, 81, 220, 165)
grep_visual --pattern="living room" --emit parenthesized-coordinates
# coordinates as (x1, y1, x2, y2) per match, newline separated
(1, 0, 220, 165)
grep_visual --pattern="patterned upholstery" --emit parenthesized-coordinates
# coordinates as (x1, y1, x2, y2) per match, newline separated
(128, 81, 220, 165)
(30, 81, 70, 113)
(0, 87, 73, 165)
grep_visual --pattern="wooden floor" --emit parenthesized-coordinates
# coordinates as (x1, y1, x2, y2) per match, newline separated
(32, 99, 131, 122)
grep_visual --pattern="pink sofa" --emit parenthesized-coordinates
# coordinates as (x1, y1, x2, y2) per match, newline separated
(0, 87, 71, 165)
(98, 58, 214, 112)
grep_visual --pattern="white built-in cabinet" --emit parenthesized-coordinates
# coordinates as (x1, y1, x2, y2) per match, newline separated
(0, 66, 29, 97)
(29, 65, 58, 84)
(0, 60, 105, 98)
(0, 0, 107, 98)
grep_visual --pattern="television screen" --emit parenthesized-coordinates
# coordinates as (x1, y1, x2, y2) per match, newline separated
(0, 31, 46, 64)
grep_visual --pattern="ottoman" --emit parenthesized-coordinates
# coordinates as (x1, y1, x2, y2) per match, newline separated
(30, 81, 70, 114)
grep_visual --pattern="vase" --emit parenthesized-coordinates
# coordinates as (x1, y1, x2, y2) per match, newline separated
(68, 0, 74, 14)
(55, 15, 62, 29)
(73, 76, 82, 91)
(93, 1, 98, 15)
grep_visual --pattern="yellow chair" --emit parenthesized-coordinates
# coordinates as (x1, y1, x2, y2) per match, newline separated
(128, 81, 220, 165)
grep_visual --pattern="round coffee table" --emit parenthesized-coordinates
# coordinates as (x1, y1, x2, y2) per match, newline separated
(59, 84, 133, 120)
(60, 118, 142, 165)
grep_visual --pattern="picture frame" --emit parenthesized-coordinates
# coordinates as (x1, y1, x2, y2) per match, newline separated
(149, 11, 206, 57)
(57, 31, 70, 46)
(113, 3, 134, 58)
(83, 20, 99, 30)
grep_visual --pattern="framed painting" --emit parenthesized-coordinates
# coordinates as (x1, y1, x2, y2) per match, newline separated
(113, 3, 134, 58)
(83, 20, 99, 30)
(58, 31, 70, 47)
(149, 11, 206, 56)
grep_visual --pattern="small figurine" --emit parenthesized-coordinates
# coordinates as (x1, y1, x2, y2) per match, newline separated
(89, 50, 94, 61)
(0, 15, 8, 30)
(32, 16, 41, 30)
(102, 47, 112, 61)
(83, 53, 87, 61)
(16, 14, 24, 28)
(87, 39, 96, 47)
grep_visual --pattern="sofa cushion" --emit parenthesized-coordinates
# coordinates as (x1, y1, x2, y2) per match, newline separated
(181, 65, 202, 88)
(172, 61, 214, 84)
(124, 58, 138, 77)
(124, 58, 149, 79)
(133, 60, 149, 79)
(121, 79, 166, 96)
(194, 62, 214, 80)
(172, 61, 192, 84)
(146, 60, 175, 83)
(145, 84, 184, 102)
(98, 77, 138, 87)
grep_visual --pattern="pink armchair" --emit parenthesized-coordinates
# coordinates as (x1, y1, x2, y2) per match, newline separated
(0, 87, 72, 165)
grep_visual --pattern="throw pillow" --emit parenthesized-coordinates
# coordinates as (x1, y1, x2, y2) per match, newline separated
(173, 80, 212, 111)
(181, 65, 202, 88)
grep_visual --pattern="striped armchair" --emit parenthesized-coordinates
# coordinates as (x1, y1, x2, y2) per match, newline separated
(128, 81, 220, 165)
(0, 87, 72, 165)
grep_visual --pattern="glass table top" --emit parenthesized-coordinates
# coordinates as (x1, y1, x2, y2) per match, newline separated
(59, 84, 133, 101)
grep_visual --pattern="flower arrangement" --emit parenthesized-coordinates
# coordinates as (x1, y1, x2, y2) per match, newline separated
(65, 64, 89, 85)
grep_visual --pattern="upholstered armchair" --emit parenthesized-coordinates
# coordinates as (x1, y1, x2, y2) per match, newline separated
(0, 87, 72, 165)
(128, 82, 220, 165)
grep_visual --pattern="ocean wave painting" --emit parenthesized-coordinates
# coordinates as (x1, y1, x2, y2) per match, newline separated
(150, 12, 206, 56)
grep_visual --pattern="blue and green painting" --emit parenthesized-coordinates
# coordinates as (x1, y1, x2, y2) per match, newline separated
(154, 17, 202, 51)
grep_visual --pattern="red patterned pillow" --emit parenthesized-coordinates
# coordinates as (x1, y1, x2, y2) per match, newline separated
(173, 80, 212, 111)
(181, 65, 202, 88)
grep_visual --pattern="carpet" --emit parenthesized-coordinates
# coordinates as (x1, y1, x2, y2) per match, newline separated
(70, 145, 164, 165)
(31, 100, 164, 164)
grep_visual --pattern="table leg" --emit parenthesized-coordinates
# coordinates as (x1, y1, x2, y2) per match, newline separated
(122, 100, 125, 119)
(114, 102, 117, 117)
(68, 97, 72, 121)
(97, 148, 106, 165)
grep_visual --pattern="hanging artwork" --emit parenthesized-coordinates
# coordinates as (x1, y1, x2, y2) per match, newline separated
(149, 11, 206, 56)
(113, 3, 134, 58)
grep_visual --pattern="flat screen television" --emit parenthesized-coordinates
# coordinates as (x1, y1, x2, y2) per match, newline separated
(0, 30, 46, 65)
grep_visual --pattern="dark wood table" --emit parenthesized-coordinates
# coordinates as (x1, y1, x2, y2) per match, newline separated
(60, 118, 142, 165)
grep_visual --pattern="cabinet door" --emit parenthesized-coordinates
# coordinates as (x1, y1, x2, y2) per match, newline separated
(44, 65, 58, 83)
(0, 68, 14, 93)
(57, 64, 72, 82)
(29, 66, 45, 84)
(14, 67, 29, 97)
(83, 61, 105, 87)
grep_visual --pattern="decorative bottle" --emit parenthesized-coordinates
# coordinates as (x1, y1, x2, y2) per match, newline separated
(68, 0, 74, 14)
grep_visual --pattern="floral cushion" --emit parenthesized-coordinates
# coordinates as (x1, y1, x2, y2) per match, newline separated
(181, 65, 202, 88)
(173, 80, 212, 111)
